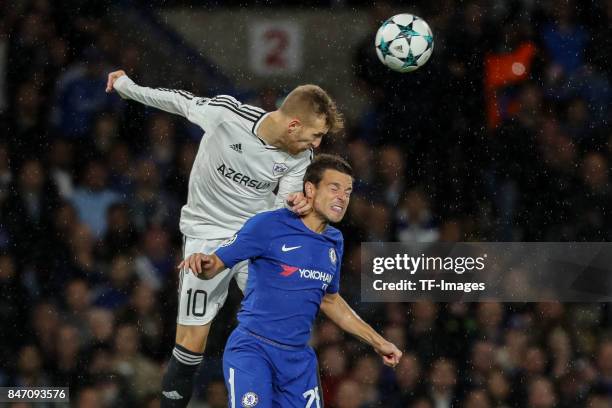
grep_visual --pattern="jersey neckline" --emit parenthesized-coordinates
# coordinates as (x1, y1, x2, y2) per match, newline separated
(283, 208, 334, 236)
(252, 112, 279, 150)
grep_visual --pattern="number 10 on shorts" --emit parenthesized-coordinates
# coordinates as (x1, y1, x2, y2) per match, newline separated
(185, 288, 207, 317)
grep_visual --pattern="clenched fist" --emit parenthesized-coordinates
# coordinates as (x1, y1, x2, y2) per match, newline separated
(105, 70, 126, 93)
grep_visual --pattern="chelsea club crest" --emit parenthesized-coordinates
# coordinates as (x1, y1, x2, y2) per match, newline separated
(241, 392, 259, 407)
(329, 248, 337, 265)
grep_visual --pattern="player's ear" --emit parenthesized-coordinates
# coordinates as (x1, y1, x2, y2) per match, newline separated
(304, 181, 315, 198)
(287, 118, 302, 134)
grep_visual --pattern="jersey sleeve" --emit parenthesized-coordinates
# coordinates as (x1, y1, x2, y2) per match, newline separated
(113, 75, 197, 119)
(113, 76, 238, 134)
(273, 149, 313, 208)
(214, 212, 273, 268)
(326, 238, 344, 294)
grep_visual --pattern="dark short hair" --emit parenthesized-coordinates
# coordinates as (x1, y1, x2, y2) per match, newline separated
(303, 154, 353, 189)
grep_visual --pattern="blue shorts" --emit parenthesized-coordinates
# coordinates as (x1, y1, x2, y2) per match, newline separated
(223, 328, 324, 408)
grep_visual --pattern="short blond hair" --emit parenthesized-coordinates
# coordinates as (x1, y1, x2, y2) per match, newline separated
(280, 84, 344, 136)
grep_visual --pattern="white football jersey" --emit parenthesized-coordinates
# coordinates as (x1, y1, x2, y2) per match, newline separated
(114, 76, 312, 239)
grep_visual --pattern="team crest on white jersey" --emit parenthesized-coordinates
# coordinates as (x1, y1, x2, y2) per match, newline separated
(220, 234, 237, 248)
(273, 162, 289, 176)
(241, 392, 259, 407)
(329, 248, 337, 265)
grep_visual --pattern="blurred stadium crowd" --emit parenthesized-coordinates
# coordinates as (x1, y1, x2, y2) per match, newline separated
(1, 0, 612, 407)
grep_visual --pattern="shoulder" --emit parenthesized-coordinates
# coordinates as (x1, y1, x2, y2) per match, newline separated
(283, 148, 314, 173)
(204, 95, 266, 124)
(246, 208, 290, 227)
(295, 148, 314, 162)
(324, 226, 344, 246)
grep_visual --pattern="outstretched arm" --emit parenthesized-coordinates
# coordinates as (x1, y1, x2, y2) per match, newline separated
(106, 70, 196, 119)
(320, 293, 402, 367)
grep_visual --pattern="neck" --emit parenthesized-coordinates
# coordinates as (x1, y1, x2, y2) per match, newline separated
(257, 111, 285, 148)
(301, 209, 328, 234)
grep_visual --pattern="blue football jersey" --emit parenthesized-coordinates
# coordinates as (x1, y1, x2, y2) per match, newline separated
(215, 208, 343, 347)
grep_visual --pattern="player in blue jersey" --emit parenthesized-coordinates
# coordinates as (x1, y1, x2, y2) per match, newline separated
(179, 154, 402, 407)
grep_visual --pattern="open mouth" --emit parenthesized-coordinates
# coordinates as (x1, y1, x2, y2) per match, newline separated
(330, 204, 344, 214)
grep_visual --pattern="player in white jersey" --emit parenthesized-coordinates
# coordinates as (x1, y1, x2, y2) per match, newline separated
(106, 70, 343, 408)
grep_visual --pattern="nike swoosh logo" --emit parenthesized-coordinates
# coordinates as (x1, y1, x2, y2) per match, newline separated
(282, 244, 301, 252)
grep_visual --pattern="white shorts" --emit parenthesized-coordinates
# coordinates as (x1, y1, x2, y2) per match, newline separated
(177, 236, 248, 326)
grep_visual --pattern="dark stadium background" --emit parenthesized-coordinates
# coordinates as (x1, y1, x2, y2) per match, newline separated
(1, 0, 611, 407)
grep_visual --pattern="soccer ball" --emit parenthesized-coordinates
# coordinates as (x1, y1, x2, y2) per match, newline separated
(375, 14, 434, 73)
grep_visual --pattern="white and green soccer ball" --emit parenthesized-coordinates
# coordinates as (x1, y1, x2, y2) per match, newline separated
(375, 13, 434, 73)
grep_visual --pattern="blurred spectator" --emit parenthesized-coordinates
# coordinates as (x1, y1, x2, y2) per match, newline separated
(350, 354, 382, 405)
(365, 202, 392, 241)
(112, 323, 162, 402)
(94, 255, 136, 310)
(410, 397, 434, 408)
(586, 393, 612, 408)
(30, 301, 61, 360)
(14, 345, 48, 387)
(117, 282, 163, 359)
(106, 141, 134, 195)
(130, 158, 178, 231)
(165, 141, 197, 200)
(102, 202, 138, 260)
(53, 323, 83, 389)
(466, 340, 496, 388)
(134, 225, 174, 290)
(390, 352, 423, 406)
(574, 152, 612, 240)
(374, 145, 406, 208)
(47, 138, 75, 199)
(2, 159, 60, 261)
(0, 253, 28, 370)
(67, 223, 102, 282)
(540, 1, 588, 76)
(396, 188, 439, 242)
(463, 388, 491, 408)
(70, 160, 120, 238)
(7, 82, 47, 161)
(595, 339, 612, 393)
(62, 278, 93, 338)
(487, 369, 511, 407)
(201, 379, 227, 408)
(588, 0, 612, 81)
(146, 114, 176, 176)
(88, 308, 115, 348)
(92, 113, 119, 156)
(407, 302, 439, 366)
(51, 47, 114, 140)
(427, 358, 460, 408)
(75, 387, 103, 408)
(476, 302, 504, 341)
(334, 378, 364, 408)
(527, 377, 557, 408)
(320, 344, 347, 406)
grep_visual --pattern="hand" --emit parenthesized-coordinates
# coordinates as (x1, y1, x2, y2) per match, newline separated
(106, 69, 127, 93)
(374, 341, 402, 368)
(287, 192, 311, 215)
(178, 253, 217, 279)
